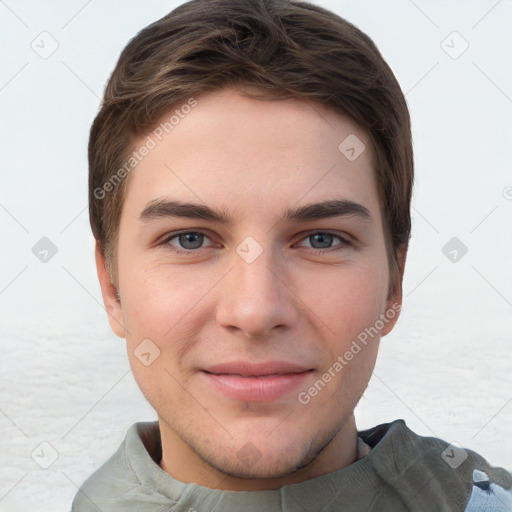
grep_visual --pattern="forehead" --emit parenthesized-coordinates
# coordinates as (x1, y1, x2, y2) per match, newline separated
(122, 88, 381, 225)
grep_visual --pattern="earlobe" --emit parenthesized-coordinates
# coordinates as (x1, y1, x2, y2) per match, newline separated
(381, 243, 408, 337)
(94, 241, 126, 338)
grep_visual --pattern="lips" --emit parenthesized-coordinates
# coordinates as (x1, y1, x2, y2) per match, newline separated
(203, 361, 311, 377)
(200, 361, 313, 401)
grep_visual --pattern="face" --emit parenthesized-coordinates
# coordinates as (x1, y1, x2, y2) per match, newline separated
(96, 87, 404, 490)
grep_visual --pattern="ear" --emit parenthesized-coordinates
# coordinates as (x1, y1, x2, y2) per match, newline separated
(95, 240, 126, 338)
(380, 243, 407, 337)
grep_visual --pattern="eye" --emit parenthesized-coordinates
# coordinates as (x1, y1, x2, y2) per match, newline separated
(161, 231, 216, 254)
(159, 230, 352, 256)
(295, 232, 352, 253)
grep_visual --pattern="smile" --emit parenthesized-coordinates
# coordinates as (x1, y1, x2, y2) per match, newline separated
(200, 361, 313, 401)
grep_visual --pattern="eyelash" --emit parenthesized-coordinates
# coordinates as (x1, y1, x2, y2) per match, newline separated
(160, 230, 353, 256)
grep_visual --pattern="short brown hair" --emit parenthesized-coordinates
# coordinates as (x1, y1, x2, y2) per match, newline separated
(89, 0, 413, 297)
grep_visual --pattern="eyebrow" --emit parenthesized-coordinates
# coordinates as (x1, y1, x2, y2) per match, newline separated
(139, 198, 372, 224)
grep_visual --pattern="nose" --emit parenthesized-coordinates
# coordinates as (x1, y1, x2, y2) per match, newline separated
(216, 241, 299, 339)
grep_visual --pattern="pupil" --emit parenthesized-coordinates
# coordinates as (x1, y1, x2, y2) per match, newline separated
(313, 233, 332, 248)
(180, 233, 202, 249)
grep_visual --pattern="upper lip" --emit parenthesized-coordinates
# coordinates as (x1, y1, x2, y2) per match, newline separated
(202, 361, 312, 377)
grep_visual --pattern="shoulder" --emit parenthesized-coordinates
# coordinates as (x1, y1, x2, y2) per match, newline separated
(71, 421, 170, 512)
(359, 419, 512, 511)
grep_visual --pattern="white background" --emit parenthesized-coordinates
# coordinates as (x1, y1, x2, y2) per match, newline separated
(1, 0, 511, 510)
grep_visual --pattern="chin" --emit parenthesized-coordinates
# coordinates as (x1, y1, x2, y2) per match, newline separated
(206, 430, 329, 483)
(214, 450, 309, 481)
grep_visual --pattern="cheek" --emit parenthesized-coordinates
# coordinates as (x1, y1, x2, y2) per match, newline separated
(128, 352, 189, 426)
(295, 261, 389, 340)
(118, 255, 196, 336)
(120, 269, 193, 406)
(118, 260, 211, 387)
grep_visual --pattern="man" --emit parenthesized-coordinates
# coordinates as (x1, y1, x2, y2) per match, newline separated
(72, 0, 511, 510)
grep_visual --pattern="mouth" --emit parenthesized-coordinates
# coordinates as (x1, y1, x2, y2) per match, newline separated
(200, 361, 314, 402)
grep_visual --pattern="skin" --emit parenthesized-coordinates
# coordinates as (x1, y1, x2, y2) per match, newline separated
(96, 87, 407, 491)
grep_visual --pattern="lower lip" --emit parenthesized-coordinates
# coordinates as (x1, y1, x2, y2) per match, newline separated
(200, 371, 312, 402)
